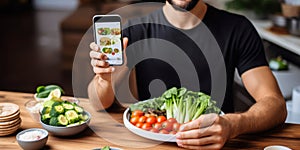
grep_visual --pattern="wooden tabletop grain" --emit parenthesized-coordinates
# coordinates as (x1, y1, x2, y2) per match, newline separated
(0, 91, 299, 150)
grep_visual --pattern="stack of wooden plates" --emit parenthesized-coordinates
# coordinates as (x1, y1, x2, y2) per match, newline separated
(0, 103, 21, 136)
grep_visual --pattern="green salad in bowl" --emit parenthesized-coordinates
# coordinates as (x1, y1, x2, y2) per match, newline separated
(31, 84, 91, 136)
(39, 99, 91, 136)
(41, 100, 89, 127)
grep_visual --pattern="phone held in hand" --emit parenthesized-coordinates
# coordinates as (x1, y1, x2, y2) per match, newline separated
(93, 15, 124, 66)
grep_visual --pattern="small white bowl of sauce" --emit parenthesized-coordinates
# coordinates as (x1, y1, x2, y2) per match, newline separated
(16, 128, 48, 150)
(264, 145, 291, 150)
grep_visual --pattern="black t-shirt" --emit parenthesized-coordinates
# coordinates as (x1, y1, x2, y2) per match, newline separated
(122, 5, 267, 113)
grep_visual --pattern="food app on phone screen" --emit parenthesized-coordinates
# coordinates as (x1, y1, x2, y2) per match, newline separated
(94, 16, 123, 65)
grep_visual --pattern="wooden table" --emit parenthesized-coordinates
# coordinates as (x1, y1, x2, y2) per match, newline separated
(0, 91, 300, 150)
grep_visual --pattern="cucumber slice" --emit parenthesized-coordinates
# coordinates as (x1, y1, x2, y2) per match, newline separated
(65, 110, 79, 123)
(78, 114, 89, 121)
(62, 103, 74, 110)
(74, 106, 83, 114)
(57, 114, 68, 126)
(50, 105, 64, 117)
(41, 113, 51, 124)
(48, 89, 61, 99)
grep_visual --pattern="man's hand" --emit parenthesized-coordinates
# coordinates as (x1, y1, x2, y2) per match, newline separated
(89, 38, 128, 82)
(89, 42, 115, 82)
(176, 113, 232, 150)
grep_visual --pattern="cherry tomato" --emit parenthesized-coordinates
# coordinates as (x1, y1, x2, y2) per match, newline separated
(167, 118, 177, 123)
(159, 129, 169, 134)
(141, 123, 152, 131)
(149, 128, 159, 133)
(156, 116, 167, 123)
(130, 116, 140, 125)
(169, 131, 177, 135)
(136, 122, 144, 128)
(153, 123, 162, 130)
(146, 116, 157, 124)
(162, 121, 173, 131)
(173, 122, 181, 132)
(131, 110, 144, 117)
(138, 116, 147, 123)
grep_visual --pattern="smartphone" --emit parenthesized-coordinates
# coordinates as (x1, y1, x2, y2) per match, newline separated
(93, 15, 123, 66)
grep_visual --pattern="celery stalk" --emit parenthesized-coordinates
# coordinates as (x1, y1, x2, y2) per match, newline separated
(192, 98, 208, 120)
(161, 87, 220, 123)
(184, 96, 192, 123)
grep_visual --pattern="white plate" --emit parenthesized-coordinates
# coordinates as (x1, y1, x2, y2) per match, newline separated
(123, 100, 224, 142)
(123, 108, 176, 142)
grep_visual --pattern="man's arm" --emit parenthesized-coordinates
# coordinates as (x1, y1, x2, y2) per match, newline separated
(88, 75, 116, 111)
(88, 67, 139, 111)
(176, 66, 287, 149)
(87, 38, 130, 111)
(227, 66, 287, 137)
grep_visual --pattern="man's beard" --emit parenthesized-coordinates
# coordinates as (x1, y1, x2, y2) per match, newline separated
(167, 0, 199, 11)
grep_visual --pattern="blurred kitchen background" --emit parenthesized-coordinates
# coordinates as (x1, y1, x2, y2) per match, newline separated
(0, 0, 228, 97)
(0, 0, 300, 118)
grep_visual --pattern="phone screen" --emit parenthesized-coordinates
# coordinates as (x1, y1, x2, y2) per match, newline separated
(93, 15, 123, 65)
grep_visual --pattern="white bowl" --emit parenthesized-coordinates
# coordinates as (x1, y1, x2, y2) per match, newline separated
(264, 145, 291, 150)
(123, 108, 176, 142)
(40, 111, 91, 136)
(16, 128, 48, 150)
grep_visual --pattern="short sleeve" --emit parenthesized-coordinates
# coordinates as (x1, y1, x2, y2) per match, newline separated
(236, 17, 268, 75)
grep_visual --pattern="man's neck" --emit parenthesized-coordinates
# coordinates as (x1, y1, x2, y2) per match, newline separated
(163, 1, 207, 30)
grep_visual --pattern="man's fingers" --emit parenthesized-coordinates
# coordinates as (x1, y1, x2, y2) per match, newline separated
(179, 113, 218, 131)
(177, 135, 221, 146)
(90, 51, 107, 60)
(90, 42, 100, 51)
(123, 37, 128, 49)
(91, 59, 109, 67)
(93, 67, 115, 74)
(122, 37, 128, 63)
(176, 126, 213, 139)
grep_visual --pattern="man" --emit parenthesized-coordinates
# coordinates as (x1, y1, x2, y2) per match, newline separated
(88, 0, 287, 149)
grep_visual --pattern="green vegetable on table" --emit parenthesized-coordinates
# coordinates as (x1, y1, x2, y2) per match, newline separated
(36, 85, 64, 98)
(36, 90, 51, 98)
(41, 100, 88, 126)
(130, 87, 221, 124)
